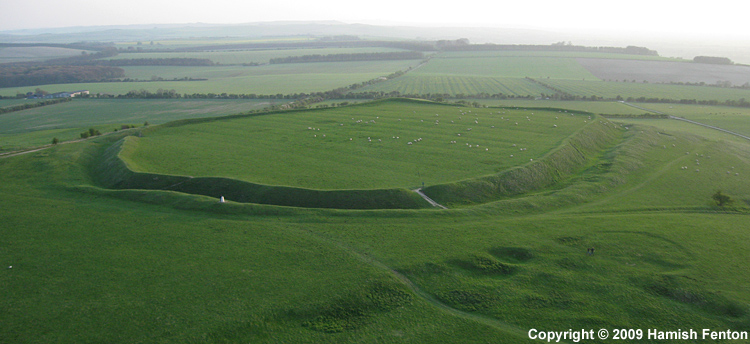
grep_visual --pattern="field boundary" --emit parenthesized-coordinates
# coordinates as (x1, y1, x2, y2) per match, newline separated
(668, 115, 750, 141)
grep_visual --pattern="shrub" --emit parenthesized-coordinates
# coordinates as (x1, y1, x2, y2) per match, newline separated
(712, 190, 733, 207)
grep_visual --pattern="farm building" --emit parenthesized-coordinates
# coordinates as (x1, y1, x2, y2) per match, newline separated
(26, 90, 89, 99)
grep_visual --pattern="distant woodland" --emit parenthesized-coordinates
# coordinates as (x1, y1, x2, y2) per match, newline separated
(0, 65, 124, 88)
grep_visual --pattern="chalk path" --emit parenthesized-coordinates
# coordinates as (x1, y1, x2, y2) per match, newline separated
(414, 188, 448, 209)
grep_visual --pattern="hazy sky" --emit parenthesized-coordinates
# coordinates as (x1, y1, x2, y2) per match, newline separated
(2, 0, 748, 38)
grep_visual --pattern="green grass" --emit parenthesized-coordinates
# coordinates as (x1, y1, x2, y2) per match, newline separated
(544, 79, 750, 101)
(632, 103, 750, 137)
(359, 75, 551, 97)
(436, 50, 680, 61)
(0, 60, 421, 97)
(0, 98, 282, 151)
(3, 98, 750, 343)
(124, 99, 590, 190)
(0, 46, 92, 64)
(416, 54, 599, 80)
(106, 47, 409, 64)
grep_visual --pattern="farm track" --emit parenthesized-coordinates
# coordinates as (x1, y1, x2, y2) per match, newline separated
(295, 226, 544, 342)
(414, 188, 448, 209)
(621, 101, 750, 141)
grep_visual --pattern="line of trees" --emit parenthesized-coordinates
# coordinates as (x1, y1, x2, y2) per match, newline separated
(87, 58, 214, 67)
(0, 65, 125, 88)
(693, 56, 734, 65)
(0, 97, 72, 114)
(269, 51, 424, 64)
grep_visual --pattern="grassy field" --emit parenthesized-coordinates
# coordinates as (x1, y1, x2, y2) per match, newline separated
(629, 103, 750, 137)
(107, 47, 409, 64)
(2, 98, 750, 343)
(0, 60, 421, 97)
(415, 54, 599, 79)
(359, 75, 551, 97)
(124, 99, 591, 190)
(544, 79, 750, 101)
(0, 46, 92, 64)
(4, 38, 750, 343)
(0, 98, 280, 151)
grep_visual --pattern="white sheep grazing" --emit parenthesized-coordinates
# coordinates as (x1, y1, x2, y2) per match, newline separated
(407, 142, 413, 145)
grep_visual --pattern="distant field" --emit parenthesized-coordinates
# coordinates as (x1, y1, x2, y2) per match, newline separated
(0, 98, 278, 151)
(0, 46, 91, 64)
(359, 75, 551, 97)
(630, 103, 750, 137)
(577, 58, 750, 84)
(126, 99, 590, 189)
(415, 54, 599, 79)
(481, 99, 646, 115)
(544, 79, 750, 101)
(436, 50, 679, 61)
(0, 99, 33, 108)
(0, 60, 420, 97)
(108, 47, 409, 64)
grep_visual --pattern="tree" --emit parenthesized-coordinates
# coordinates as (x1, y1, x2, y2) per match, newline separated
(712, 190, 733, 207)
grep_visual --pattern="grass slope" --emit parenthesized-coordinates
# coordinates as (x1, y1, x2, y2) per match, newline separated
(2, 99, 750, 343)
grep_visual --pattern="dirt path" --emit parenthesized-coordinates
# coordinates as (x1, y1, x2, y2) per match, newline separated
(620, 101, 750, 141)
(414, 188, 448, 209)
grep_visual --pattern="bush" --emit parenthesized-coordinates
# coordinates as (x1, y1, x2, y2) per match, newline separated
(712, 190, 733, 207)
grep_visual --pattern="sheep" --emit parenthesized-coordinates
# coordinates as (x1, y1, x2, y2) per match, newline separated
(407, 142, 413, 145)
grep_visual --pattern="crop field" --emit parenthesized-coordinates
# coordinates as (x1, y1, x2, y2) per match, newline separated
(480, 99, 646, 114)
(107, 47, 409, 64)
(3, 98, 750, 343)
(359, 75, 551, 97)
(436, 50, 679, 61)
(0, 46, 91, 64)
(0, 99, 279, 151)
(577, 57, 750, 84)
(0, 60, 421, 97)
(629, 103, 750, 137)
(414, 54, 599, 80)
(543, 79, 750, 101)
(125, 99, 591, 190)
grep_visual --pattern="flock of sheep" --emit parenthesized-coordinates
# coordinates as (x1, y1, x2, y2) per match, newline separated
(304, 107, 583, 161)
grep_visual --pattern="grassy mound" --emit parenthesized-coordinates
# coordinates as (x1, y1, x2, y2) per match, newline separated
(299, 280, 413, 333)
(422, 118, 622, 205)
(93, 136, 431, 209)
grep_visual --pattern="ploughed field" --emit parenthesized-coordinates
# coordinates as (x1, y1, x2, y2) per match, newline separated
(125, 99, 590, 190)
